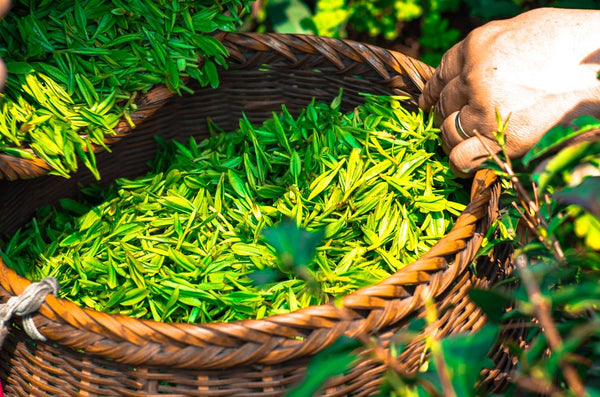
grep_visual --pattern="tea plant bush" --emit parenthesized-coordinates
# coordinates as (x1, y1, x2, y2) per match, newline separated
(482, 117, 600, 396)
(289, 116, 600, 396)
(251, 0, 600, 66)
(391, 118, 600, 396)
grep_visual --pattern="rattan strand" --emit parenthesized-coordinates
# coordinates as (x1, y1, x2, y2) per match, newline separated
(0, 32, 516, 396)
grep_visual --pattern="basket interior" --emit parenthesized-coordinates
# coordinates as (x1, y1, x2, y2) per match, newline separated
(0, 56, 427, 237)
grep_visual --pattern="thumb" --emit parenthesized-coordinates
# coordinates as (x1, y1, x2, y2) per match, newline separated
(448, 135, 502, 177)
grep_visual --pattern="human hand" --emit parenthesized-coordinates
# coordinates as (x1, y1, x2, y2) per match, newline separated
(0, 0, 10, 91)
(419, 8, 600, 176)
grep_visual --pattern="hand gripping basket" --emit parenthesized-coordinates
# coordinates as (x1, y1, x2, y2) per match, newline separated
(0, 33, 514, 396)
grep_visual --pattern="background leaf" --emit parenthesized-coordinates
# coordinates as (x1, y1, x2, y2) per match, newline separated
(553, 176, 600, 219)
(441, 324, 499, 397)
(468, 288, 510, 324)
(267, 0, 313, 34)
(522, 115, 600, 166)
(286, 336, 362, 397)
(262, 217, 324, 271)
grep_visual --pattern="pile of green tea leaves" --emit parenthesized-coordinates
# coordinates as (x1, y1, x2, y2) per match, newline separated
(1, 94, 469, 323)
(0, 0, 250, 179)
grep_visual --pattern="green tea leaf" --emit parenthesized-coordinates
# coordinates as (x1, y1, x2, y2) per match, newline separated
(3, 94, 465, 324)
(441, 325, 499, 397)
(553, 176, 600, 219)
(523, 115, 600, 166)
(307, 159, 345, 201)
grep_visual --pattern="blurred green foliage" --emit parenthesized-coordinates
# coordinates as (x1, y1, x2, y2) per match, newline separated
(307, 0, 424, 40)
(247, 0, 600, 66)
(464, 0, 600, 20)
(250, 0, 462, 65)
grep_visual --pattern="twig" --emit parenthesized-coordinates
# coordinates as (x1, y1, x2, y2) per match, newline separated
(432, 344, 457, 397)
(513, 374, 565, 396)
(511, 201, 536, 232)
(424, 297, 457, 397)
(543, 192, 565, 259)
(515, 254, 585, 397)
(471, 131, 537, 212)
(472, 130, 565, 261)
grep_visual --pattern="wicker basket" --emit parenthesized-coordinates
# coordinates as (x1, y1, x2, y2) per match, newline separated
(0, 32, 514, 396)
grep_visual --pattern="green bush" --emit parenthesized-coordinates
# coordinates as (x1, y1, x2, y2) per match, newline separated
(252, 0, 463, 65)
(290, 116, 600, 396)
(248, 0, 600, 66)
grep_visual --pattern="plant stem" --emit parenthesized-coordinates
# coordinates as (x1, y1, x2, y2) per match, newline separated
(472, 130, 564, 261)
(472, 129, 585, 396)
(513, 375, 565, 396)
(424, 297, 457, 397)
(515, 254, 586, 397)
(432, 344, 457, 397)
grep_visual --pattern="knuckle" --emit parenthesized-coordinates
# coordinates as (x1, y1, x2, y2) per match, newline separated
(463, 21, 505, 54)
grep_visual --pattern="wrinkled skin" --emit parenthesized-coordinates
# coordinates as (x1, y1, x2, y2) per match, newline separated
(0, 0, 10, 91)
(419, 8, 600, 176)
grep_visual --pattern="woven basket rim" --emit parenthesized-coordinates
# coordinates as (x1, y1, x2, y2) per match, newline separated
(0, 32, 500, 369)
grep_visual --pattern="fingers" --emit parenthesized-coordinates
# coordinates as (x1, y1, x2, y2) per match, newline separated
(448, 135, 502, 177)
(433, 76, 468, 124)
(418, 41, 465, 110)
(439, 105, 501, 177)
(439, 105, 494, 147)
(440, 111, 465, 150)
(0, 0, 9, 18)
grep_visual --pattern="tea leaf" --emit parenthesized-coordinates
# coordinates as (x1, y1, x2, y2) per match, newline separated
(523, 115, 600, 166)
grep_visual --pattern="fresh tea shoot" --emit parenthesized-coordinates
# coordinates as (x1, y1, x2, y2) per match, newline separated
(0, 0, 250, 178)
(2, 94, 468, 323)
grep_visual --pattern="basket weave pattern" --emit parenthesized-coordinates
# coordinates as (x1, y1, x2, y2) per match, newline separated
(0, 33, 511, 396)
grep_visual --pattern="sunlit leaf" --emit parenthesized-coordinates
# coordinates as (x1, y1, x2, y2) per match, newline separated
(523, 115, 600, 166)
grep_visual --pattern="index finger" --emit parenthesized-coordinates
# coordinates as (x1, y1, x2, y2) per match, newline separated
(448, 135, 501, 177)
(418, 40, 465, 110)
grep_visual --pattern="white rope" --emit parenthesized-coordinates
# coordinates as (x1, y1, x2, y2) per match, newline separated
(0, 277, 59, 346)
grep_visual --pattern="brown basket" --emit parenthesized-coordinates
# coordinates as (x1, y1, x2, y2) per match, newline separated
(0, 32, 514, 396)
